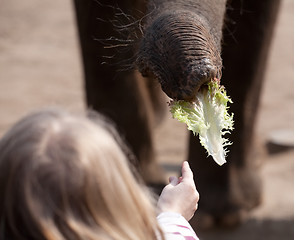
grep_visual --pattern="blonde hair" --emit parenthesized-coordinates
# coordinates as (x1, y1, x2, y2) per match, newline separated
(0, 108, 163, 240)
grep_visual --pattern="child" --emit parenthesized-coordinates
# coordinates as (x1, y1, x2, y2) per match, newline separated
(0, 108, 199, 240)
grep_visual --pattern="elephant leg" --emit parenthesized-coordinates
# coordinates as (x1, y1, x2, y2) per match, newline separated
(72, 0, 166, 186)
(188, 0, 281, 229)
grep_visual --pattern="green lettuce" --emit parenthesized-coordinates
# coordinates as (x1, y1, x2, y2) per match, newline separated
(169, 79, 234, 166)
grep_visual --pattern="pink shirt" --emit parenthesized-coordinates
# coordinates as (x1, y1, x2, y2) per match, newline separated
(157, 212, 199, 240)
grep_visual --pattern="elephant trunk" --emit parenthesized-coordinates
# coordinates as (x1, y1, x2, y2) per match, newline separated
(136, 1, 226, 101)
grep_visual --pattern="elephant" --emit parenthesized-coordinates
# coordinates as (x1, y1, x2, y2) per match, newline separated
(73, 0, 281, 228)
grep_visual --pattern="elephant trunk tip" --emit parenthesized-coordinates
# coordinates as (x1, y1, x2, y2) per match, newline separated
(136, 10, 222, 101)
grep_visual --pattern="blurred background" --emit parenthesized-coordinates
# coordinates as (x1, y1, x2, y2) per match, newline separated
(0, 0, 293, 239)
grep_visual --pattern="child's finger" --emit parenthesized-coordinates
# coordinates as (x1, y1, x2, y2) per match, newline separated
(169, 176, 179, 186)
(181, 161, 193, 181)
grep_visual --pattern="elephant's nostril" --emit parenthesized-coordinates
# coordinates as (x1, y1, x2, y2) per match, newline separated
(136, 10, 222, 101)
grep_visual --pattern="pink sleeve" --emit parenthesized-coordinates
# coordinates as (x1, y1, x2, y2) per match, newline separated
(157, 212, 200, 240)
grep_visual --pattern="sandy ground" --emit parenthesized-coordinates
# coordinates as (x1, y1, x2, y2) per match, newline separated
(0, 0, 294, 239)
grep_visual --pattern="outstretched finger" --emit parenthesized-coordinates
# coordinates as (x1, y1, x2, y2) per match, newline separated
(181, 161, 193, 181)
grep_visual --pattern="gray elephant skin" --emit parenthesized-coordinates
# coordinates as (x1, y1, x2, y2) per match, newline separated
(73, 0, 281, 228)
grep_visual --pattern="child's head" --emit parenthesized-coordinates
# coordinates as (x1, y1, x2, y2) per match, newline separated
(0, 108, 162, 240)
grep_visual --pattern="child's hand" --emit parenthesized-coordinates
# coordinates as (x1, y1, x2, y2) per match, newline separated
(157, 161, 199, 221)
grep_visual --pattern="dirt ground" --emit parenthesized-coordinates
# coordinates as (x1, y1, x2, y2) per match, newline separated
(0, 0, 294, 239)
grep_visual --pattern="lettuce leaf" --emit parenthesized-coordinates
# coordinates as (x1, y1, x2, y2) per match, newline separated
(169, 79, 234, 166)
